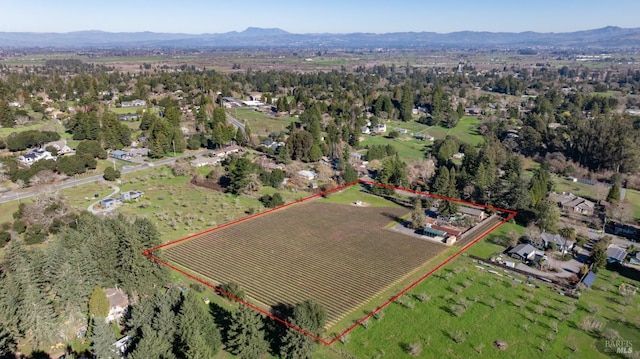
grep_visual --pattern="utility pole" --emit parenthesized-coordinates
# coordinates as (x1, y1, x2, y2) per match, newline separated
(173, 139, 176, 157)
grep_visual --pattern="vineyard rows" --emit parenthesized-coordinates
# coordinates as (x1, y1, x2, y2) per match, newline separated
(162, 202, 447, 326)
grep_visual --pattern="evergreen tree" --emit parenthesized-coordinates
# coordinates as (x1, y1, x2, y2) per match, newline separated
(307, 144, 323, 162)
(607, 182, 621, 202)
(411, 197, 427, 230)
(235, 127, 246, 146)
(88, 286, 110, 319)
(90, 317, 117, 359)
(377, 155, 408, 190)
(342, 164, 358, 184)
(226, 305, 268, 359)
(399, 85, 414, 121)
(175, 292, 222, 358)
(129, 324, 174, 359)
(280, 299, 326, 359)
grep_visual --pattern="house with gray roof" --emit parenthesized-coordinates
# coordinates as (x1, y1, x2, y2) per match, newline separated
(540, 232, 574, 254)
(551, 192, 595, 216)
(508, 244, 538, 262)
(606, 246, 627, 263)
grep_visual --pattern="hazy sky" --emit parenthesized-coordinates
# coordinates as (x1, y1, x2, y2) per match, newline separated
(0, 0, 637, 34)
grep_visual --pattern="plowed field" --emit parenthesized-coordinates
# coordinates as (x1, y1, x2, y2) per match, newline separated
(162, 201, 447, 326)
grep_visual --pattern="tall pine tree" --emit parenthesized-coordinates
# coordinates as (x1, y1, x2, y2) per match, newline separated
(226, 305, 268, 359)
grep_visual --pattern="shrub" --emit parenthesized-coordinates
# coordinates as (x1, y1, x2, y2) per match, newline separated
(12, 219, 26, 234)
(218, 282, 245, 300)
(24, 224, 46, 245)
(0, 231, 11, 247)
(259, 193, 285, 208)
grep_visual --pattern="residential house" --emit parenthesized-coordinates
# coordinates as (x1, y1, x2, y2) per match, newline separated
(100, 198, 116, 209)
(105, 288, 129, 323)
(397, 128, 409, 134)
(190, 157, 221, 167)
(508, 243, 538, 261)
(606, 246, 627, 263)
(120, 191, 144, 201)
(8, 101, 20, 107)
(44, 139, 73, 155)
(117, 113, 140, 121)
(540, 232, 574, 253)
(360, 126, 371, 134)
(120, 99, 146, 107)
(17, 149, 53, 166)
(452, 152, 465, 159)
(213, 145, 241, 158)
(551, 192, 595, 216)
(372, 123, 387, 133)
(127, 148, 149, 157)
(297, 170, 317, 181)
(110, 150, 130, 161)
(458, 206, 487, 221)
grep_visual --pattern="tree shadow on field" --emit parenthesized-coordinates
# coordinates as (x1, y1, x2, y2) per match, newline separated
(381, 211, 405, 224)
(265, 302, 295, 354)
(209, 302, 232, 344)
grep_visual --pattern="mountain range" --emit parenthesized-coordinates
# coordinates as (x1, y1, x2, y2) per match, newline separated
(0, 26, 639, 49)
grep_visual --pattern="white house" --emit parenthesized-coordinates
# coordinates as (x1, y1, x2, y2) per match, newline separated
(105, 288, 129, 323)
(372, 124, 387, 133)
(17, 149, 53, 166)
(298, 170, 317, 181)
(190, 157, 222, 167)
(360, 126, 371, 134)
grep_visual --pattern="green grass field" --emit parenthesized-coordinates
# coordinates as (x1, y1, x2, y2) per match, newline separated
(315, 254, 640, 358)
(0, 121, 65, 137)
(427, 116, 484, 146)
(359, 135, 428, 160)
(229, 108, 295, 136)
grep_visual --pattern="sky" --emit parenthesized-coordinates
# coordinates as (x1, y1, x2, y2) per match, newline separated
(0, 0, 638, 34)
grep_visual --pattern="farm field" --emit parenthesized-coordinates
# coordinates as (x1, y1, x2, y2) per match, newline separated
(159, 198, 450, 329)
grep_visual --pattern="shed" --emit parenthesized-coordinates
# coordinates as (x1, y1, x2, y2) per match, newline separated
(423, 225, 447, 238)
(100, 198, 116, 209)
(583, 271, 597, 287)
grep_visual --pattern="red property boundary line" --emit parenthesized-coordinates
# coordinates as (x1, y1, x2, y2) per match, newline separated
(143, 180, 516, 346)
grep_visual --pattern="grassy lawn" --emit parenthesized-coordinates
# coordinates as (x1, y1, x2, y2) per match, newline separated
(359, 135, 428, 160)
(108, 166, 292, 242)
(109, 107, 146, 115)
(552, 175, 610, 202)
(315, 254, 640, 358)
(427, 117, 484, 146)
(318, 184, 403, 207)
(0, 121, 64, 137)
(624, 189, 640, 221)
(229, 108, 295, 136)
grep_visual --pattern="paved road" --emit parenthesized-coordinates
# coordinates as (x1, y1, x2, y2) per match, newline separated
(0, 150, 210, 204)
(226, 113, 245, 134)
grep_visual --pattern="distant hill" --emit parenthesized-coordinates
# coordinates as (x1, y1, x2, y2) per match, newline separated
(0, 26, 639, 49)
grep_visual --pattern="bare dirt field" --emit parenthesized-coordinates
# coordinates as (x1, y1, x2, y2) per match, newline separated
(161, 201, 448, 326)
